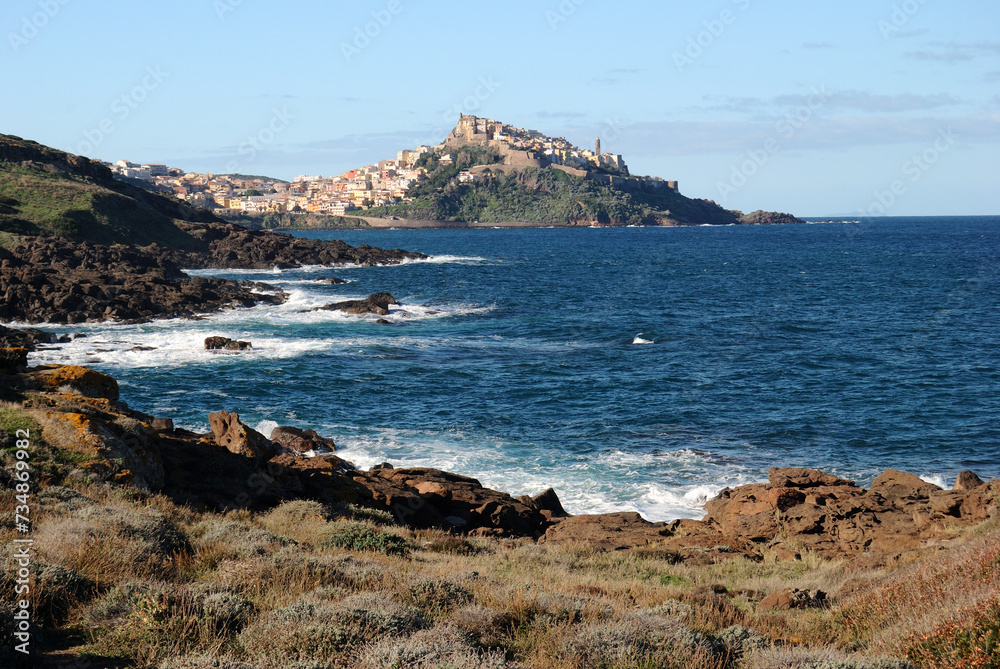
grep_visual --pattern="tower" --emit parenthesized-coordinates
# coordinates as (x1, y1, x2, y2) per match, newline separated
(595, 137, 601, 155)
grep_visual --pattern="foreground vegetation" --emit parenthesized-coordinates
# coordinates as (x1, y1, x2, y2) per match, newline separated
(2, 405, 997, 669)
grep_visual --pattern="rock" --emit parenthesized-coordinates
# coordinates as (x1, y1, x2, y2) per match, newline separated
(768, 467, 855, 488)
(269, 425, 336, 454)
(315, 292, 398, 316)
(758, 588, 827, 611)
(320, 277, 347, 284)
(954, 470, 985, 491)
(870, 469, 941, 498)
(205, 336, 252, 351)
(530, 487, 568, 520)
(29, 407, 164, 490)
(208, 411, 277, 463)
(25, 365, 120, 400)
(540, 512, 671, 551)
(739, 210, 805, 226)
(0, 347, 29, 373)
(151, 418, 174, 433)
(375, 318, 392, 325)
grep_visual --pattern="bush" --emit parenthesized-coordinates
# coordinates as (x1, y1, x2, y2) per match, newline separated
(557, 610, 718, 668)
(191, 519, 291, 557)
(356, 624, 511, 669)
(319, 521, 409, 557)
(33, 562, 94, 625)
(238, 593, 428, 664)
(743, 646, 916, 669)
(905, 593, 1000, 669)
(35, 485, 96, 512)
(408, 579, 473, 613)
(450, 604, 512, 649)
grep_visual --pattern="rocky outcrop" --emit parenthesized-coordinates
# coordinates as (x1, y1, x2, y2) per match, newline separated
(205, 336, 252, 351)
(0, 324, 69, 349)
(702, 467, 999, 559)
(313, 292, 398, 316)
(0, 237, 288, 324)
(269, 426, 336, 454)
(208, 411, 278, 464)
(24, 365, 120, 401)
(738, 210, 805, 226)
(169, 223, 426, 270)
(758, 588, 827, 611)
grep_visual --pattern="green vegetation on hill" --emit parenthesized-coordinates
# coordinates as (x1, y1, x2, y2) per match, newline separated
(0, 134, 215, 250)
(219, 211, 371, 231)
(367, 145, 742, 226)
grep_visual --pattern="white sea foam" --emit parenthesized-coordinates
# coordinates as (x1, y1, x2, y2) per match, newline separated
(920, 473, 948, 489)
(255, 420, 280, 439)
(632, 333, 654, 345)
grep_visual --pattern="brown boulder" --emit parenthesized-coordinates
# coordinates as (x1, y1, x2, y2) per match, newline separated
(270, 425, 336, 454)
(768, 467, 855, 488)
(758, 588, 827, 611)
(954, 470, 985, 491)
(208, 411, 277, 463)
(25, 365, 120, 400)
(870, 469, 940, 499)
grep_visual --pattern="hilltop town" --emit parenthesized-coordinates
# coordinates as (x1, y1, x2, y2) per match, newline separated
(105, 115, 678, 220)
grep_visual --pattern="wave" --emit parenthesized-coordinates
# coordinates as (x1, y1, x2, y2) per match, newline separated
(632, 333, 654, 345)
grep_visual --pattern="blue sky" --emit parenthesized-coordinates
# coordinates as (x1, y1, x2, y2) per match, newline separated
(2, 0, 998, 216)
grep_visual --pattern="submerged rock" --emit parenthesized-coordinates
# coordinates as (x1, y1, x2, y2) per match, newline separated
(313, 292, 398, 316)
(205, 336, 252, 351)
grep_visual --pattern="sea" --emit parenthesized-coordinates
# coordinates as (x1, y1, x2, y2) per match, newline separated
(25, 216, 1000, 521)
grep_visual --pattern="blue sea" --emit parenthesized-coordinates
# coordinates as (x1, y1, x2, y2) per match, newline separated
(28, 216, 1000, 520)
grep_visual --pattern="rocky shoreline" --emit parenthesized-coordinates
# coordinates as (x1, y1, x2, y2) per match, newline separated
(3, 349, 996, 568)
(0, 224, 425, 324)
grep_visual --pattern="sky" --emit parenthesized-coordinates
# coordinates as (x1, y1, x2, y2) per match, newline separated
(1, 0, 998, 217)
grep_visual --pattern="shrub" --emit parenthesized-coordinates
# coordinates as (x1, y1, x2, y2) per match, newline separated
(355, 624, 511, 669)
(551, 608, 724, 669)
(904, 593, 1000, 669)
(238, 593, 428, 664)
(408, 579, 473, 613)
(35, 485, 96, 513)
(450, 604, 512, 648)
(191, 519, 291, 557)
(159, 656, 257, 669)
(742, 646, 916, 668)
(319, 521, 409, 557)
(33, 562, 94, 625)
(422, 535, 482, 556)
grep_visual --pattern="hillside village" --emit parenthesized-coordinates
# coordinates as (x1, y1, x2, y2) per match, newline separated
(105, 115, 677, 219)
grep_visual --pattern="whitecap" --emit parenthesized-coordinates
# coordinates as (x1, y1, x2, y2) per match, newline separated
(632, 333, 654, 345)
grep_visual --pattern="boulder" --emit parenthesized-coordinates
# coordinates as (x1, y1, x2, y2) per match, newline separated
(768, 467, 855, 489)
(0, 347, 29, 373)
(151, 418, 174, 433)
(270, 425, 336, 454)
(25, 365, 120, 400)
(314, 292, 397, 316)
(530, 487, 568, 520)
(208, 411, 277, 463)
(954, 470, 985, 491)
(870, 469, 940, 499)
(758, 588, 827, 611)
(204, 336, 252, 351)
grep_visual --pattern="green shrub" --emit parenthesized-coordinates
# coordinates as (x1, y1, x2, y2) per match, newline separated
(905, 594, 1000, 669)
(356, 624, 511, 669)
(319, 521, 409, 557)
(408, 579, 473, 613)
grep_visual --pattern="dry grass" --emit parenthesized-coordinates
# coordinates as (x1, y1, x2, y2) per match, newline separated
(8, 468, 998, 668)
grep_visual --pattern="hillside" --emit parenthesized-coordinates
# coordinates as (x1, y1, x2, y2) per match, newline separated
(365, 144, 797, 227)
(0, 134, 218, 250)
